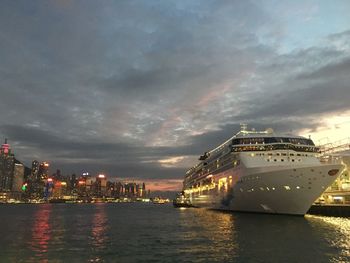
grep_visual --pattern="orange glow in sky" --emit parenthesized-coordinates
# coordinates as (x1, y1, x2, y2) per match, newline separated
(300, 110, 350, 145)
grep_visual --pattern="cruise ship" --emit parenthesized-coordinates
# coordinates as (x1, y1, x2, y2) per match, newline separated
(182, 125, 344, 215)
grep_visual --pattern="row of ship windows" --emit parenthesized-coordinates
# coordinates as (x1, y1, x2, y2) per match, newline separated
(250, 153, 311, 157)
(231, 145, 319, 153)
(266, 158, 302, 162)
(241, 185, 311, 192)
(232, 137, 314, 146)
(187, 184, 313, 195)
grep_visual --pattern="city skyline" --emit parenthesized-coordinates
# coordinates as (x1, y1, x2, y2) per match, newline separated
(1, 1, 350, 191)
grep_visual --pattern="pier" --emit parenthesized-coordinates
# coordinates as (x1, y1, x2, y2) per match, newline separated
(308, 204, 350, 217)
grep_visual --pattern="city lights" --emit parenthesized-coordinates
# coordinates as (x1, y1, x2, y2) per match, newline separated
(21, 183, 28, 191)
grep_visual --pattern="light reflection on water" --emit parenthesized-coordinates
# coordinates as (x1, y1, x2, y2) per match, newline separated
(306, 215, 350, 262)
(177, 208, 237, 262)
(89, 204, 109, 262)
(28, 204, 52, 262)
(0, 204, 349, 262)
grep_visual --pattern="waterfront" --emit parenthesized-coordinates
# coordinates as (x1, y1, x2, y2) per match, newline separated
(0, 203, 349, 262)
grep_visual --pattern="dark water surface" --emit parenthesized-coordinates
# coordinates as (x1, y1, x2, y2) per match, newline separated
(0, 203, 349, 262)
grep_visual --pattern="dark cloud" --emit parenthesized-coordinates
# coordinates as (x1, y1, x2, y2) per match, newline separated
(297, 58, 350, 80)
(238, 57, 350, 121)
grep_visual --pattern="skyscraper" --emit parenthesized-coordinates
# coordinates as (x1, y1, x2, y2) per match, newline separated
(38, 162, 49, 181)
(95, 174, 107, 197)
(0, 139, 15, 192)
(12, 161, 24, 199)
(30, 160, 39, 181)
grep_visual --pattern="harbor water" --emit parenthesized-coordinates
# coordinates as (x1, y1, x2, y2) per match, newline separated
(0, 203, 349, 262)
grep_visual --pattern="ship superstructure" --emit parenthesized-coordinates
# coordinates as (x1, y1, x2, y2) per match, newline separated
(182, 125, 344, 215)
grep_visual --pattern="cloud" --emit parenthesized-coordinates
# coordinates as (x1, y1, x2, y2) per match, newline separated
(0, 1, 349, 190)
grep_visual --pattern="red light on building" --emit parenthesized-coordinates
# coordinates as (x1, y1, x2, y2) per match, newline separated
(1, 138, 10, 155)
(2, 146, 9, 154)
(47, 178, 53, 182)
(98, 174, 105, 179)
(78, 180, 85, 185)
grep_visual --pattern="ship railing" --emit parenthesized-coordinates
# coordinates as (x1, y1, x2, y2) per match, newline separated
(318, 137, 350, 155)
(230, 143, 319, 153)
(319, 154, 343, 164)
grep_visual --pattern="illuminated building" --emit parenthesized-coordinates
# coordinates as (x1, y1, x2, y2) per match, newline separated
(106, 181, 114, 197)
(95, 174, 107, 197)
(86, 176, 93, 192)
(0, 139, 15, 192)
(27, 161, 50, 199)
(114, 182, 123, 198)
(30, 160, 39, 181)
(52, 180, 68, 199)
(77, 173, 89, 198)
(12, 161, 24, 199)
(38, 162, 50, 181)
(26, 160, 40, 199)
(136, 182, 146, 198)
(43, 177, 54, 199)
(124, 183, 136, 198)
(70, 173, 77, 191)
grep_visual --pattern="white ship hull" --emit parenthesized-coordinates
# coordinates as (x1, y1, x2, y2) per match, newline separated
(186, 163, 343, 215)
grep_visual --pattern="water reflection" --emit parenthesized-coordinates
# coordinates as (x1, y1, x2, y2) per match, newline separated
(306, 215, 350, 262)
(232, 213, 313, 262)
(89, 204, 109, 262)
(28, 204, 52, 261)
(177, 209, 350, 262)
(178, 208, 237, 262)
(3, 204, 350, 262)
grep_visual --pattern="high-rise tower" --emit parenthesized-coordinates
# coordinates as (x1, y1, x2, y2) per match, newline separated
(30, 160, 39, 181)
(38, 162, 49, 181)
(0, 139, 15, 191)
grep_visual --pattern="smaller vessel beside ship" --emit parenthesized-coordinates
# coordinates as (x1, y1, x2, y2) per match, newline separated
(152, 197, 170, 204)
(173, 192, 192, 208)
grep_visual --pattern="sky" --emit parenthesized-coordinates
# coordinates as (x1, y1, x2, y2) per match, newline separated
(0, 0, 350, 191)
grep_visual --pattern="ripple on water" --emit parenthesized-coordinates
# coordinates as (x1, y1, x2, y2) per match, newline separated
(0, 204, 349, 262)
